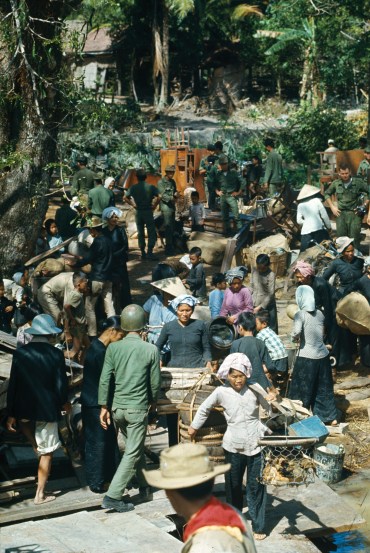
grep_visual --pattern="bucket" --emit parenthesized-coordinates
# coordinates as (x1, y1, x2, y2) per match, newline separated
(313, 443, 345, 483)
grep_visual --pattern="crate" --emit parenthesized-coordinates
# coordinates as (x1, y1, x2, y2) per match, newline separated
(288, 415, 329, 443)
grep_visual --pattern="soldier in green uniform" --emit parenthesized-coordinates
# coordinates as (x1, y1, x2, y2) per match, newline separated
(214, 155, 244, 237)
(99, 305, 161, 513)
(325, 164, 370, 250)
(124, 169, 160, 260)
(262, 138, 284, 196)
(70, 156, 95, 203)
(157, 165, 178, 255)
(199, 143, 218, 209)
(88, 173, 112, 216)
(357, 146, 370, 186)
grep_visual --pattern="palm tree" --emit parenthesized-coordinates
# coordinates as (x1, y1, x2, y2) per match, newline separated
(261, 17, 322, 104)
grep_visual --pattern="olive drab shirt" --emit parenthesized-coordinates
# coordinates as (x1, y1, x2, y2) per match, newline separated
(214, 169, 244, 195)
(157, 176, 177, 208)
(324, 177, 368, 210)
(357, 159, 370, 185)
(200, 154, 219, 177)
(264, 150, 284, 184)
(71, 167, 96, 196)
(125, 181, 159, 210)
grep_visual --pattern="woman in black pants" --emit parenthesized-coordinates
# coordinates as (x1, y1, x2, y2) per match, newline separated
(81, 317, 124, 493)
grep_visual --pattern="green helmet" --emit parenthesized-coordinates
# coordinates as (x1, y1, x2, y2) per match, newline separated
(120, 304, 146, 331)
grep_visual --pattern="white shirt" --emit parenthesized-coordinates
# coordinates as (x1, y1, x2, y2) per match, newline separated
(191, 383, 271, 456)
(297, 197, 331, 235)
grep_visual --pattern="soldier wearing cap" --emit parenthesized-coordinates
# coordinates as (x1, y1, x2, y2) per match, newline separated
(99, 304, 161, 513)
(88, 172, 113, 217)
(262, 138, 284, 195)
(157, 165, 178, 255)
(199, 143, 218, 209)
(214, 155, 244, 236)
(357, 146, 370, 185)
(124, 168, 160, 260)
(71, 156, 95, 199)
(325, 164, 370, 249)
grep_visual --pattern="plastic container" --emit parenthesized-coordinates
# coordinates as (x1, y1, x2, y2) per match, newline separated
(288, 415, 329, 443)
(313, 443, 345, 484)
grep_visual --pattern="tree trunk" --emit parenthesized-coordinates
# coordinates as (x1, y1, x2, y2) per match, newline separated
(299, 48, 311, 102)
(152, 0, 162, 107)
(0, 0, 80, 275)
(158, 3, 169, 110)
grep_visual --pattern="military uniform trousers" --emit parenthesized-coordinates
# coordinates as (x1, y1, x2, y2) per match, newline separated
(336, 210, 362, 249)
(160, 204, 175, 252)
(135, 209, 156, 252)
(85, 280, 115, 336)
(269, 182, 284, 196)
(220, 194, 242, 232)
(106, 407, 148, 500)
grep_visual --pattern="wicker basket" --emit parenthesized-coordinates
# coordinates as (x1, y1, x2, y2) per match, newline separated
(245, 248, 287, 277)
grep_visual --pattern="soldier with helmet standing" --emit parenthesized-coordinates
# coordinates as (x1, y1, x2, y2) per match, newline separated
(214, 155, 244, 237)
(99, 305, 161, 513)
(158, 165, 178, 255)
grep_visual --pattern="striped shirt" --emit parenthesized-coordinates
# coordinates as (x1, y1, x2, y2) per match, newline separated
(256, 327, 287, 361)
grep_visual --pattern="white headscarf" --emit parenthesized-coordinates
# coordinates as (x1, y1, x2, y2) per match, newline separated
(102, 207, 123, 221)
(295, 285, 315, 312)
(217, 352, 252, 380)
(104, 177, 115, 189)
(169, 294, 198, 312)
(225, 266, 248, 284)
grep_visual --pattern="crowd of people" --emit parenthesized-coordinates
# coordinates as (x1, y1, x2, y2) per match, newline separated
(3, 137, 370, 552)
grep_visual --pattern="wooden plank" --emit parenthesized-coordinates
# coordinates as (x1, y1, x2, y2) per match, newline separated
(24, 237, 74, 267)
(0, 330, 17, 349)
(0, 476, 36, 492)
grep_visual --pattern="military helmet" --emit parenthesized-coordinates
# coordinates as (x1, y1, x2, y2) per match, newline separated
(165, 164, 176, 173)
(120, 304, 146, 331)
(364, 146, 370, 154)
(218, 154, 229, 164)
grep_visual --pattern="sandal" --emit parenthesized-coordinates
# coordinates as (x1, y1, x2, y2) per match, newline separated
(253, 533, 266, 540)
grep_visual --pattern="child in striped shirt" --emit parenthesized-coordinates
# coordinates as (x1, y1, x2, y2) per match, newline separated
(256, 309, 288, 389)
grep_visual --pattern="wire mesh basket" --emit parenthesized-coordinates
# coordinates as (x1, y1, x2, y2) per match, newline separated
(258, 436, 318, 486)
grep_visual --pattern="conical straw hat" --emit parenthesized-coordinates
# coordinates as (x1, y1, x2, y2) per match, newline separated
(151, 277, 187, 298)
(297, 185, 322, 201)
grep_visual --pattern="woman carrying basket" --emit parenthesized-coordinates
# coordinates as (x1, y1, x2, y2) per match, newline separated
(188, 352, 274, 541)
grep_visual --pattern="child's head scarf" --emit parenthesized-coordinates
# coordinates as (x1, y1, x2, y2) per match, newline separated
(217, 352, 252, 380)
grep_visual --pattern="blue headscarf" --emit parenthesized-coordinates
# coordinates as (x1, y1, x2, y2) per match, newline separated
(296, 285, 315, 312)
(102, 207, 123, 222)
(12, 272, 24, 285)
(169, 294, 198, 312)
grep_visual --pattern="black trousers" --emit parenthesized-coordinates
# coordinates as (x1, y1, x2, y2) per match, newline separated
(82, 406, 120, 490)
(224, 449, 266, 533)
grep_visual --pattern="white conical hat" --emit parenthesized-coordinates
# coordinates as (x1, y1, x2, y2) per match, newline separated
(151, 277, 187, 298)
(297, 185, 322, 201)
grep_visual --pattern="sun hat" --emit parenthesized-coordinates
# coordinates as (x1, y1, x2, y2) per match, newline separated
(87, 216, 103, 228)
(297, 184, 322, 201)
(151, 277, 187, 298)
(336, 236, 354, 254)
(143, 443, 230, 490)
(24, 314, 62, 335)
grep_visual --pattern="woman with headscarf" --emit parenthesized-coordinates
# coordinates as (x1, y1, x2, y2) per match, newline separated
(294, 261, 340, 365)
(188, 352, 274, 541)
(156, 294, 212, 369)
(288, 286, 337, 425)
(219, 267, 253, 326)
(156, 294, 213, 445)
(296, 185, 331, 252)
(102, 207, 131, 313)
(80, 316, 124, 493)
(104, 177, 116, 207)
(323, 237, 364, 297)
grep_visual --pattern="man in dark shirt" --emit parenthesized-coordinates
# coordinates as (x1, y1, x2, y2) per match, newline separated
(69, 216, 114, 338)
(6, 314, 69, 505)
(55, 195, 78, 240)
(70, 156, 95, 200)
